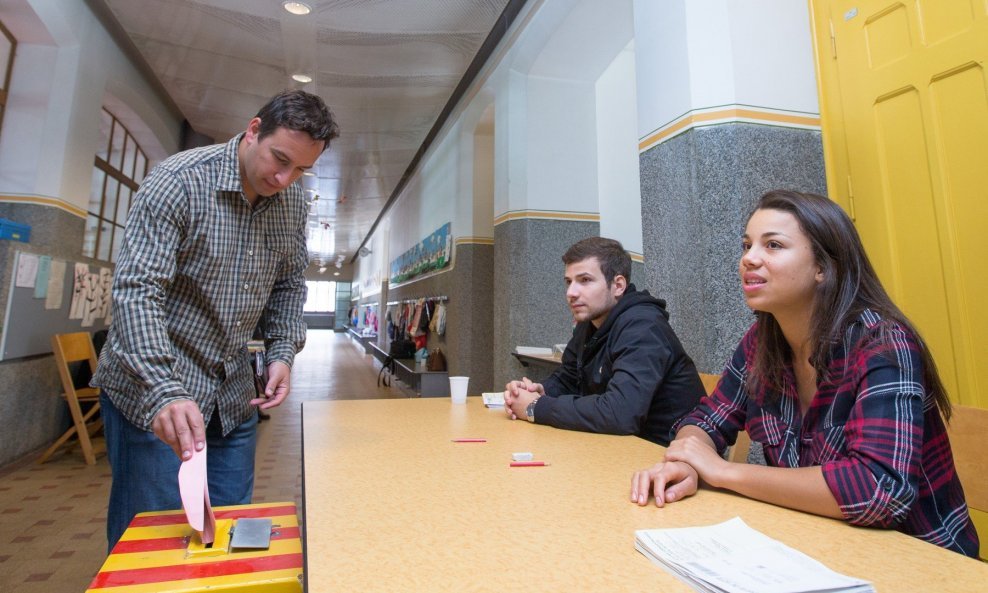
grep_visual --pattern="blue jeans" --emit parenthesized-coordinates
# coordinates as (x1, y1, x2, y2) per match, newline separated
(101, 392, 258, 552)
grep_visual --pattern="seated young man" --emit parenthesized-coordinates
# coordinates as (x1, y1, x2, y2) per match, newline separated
(504, 237, 704, 446)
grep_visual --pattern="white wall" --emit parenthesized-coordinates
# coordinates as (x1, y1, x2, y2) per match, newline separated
(596, 41, 641, 255)
(0, 0, 181, 209)
(524, 75, 598, 213)
(634, 0, 819, 139)
(351, 0, 643, 292)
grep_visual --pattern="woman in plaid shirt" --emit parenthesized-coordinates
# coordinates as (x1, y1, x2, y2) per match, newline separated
(630, 190, 978, 557)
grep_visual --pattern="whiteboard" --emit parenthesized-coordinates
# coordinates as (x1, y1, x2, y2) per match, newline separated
(0, 252, 111, 360)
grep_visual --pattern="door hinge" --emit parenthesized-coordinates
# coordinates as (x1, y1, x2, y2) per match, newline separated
(829, 19, 837, 59)
(846, 174, 856, 221)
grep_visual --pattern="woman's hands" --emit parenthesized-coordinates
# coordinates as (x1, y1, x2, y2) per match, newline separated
(631, 427, 728, 506)
(630, 460, 699, 506)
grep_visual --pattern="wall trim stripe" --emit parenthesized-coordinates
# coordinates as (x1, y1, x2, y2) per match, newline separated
(0, 194, 87, 218)
(629, 252, 643, 263)
(493, 210, 600, 226)
(456, 236, 495, 245)
(639, 105, 821, 152)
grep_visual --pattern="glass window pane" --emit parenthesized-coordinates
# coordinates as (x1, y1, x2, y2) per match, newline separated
(304, 281, 338, 313)
(123, 133, 136, 177)
(325, 281, 336, 312)
(110, 119, 125, 171)
(134, 151, 147, 184)
(116, 186, 131, 225)
(96, 221, 112, 261)
(88, 168, 105, 215)
(103, 176, 119, 221)
(83, 215, 99, 258)
(111, 224, 125, 263)
(97, 109, 113, 162)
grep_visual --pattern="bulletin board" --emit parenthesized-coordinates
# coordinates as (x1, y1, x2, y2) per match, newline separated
(0, 251, 111, 360)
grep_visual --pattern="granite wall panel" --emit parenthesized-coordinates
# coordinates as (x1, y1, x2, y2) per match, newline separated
(0, 204, 100, 467)
(639, 123, 826, 373)
(385, 243, 495, 392)
(492, 218, 598, 387)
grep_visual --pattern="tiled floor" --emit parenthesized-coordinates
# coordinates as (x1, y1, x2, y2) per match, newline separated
(0, 330, 399, 593)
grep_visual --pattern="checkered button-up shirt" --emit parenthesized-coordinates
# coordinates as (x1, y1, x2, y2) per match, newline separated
(678, 311, 979, 557)
(93, 133, 308, 434)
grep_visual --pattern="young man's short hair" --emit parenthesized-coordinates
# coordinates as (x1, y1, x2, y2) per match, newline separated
(255, 89, 340, 150)
(562, 237, 631, 286)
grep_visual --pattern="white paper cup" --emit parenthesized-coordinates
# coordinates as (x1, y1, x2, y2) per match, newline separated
(449, 376, 469, 404)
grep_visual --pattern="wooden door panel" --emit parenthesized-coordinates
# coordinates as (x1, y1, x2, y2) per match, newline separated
(820, 0, 988, 406)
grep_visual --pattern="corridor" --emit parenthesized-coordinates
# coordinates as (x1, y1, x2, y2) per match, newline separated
(0, 330, 396, 593)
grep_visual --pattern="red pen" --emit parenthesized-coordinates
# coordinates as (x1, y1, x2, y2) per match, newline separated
(451, 438, 487, 443)
(510, 461, 549, 467)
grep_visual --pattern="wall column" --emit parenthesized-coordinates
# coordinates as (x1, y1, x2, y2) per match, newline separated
(633, 0, 827, 371)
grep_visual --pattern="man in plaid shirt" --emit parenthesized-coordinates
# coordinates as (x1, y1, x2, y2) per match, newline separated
(93, 90, 339, 550)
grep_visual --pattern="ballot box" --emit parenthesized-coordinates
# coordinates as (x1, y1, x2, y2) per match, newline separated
(86, 502, 302, 593)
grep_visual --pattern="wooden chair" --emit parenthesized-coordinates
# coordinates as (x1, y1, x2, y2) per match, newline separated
(946, 405, 988, 560)
(38, 332, 104, 465)
(698, 372, 751, 464)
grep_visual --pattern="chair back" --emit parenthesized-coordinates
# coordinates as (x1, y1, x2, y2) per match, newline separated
(699, 372, 751, 463)
(40, 332, 103, 465)
(947, 405, 988, 559)
(52, 332, 100, 401)
(699, 373, 720, 396)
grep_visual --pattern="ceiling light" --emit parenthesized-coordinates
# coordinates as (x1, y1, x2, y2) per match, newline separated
(318, 266, 326, 274)
(333, 272, 340, 276)
(292, 73, 313, 83)
(302, 171, 315, 176)
(282, 2, 312, 16)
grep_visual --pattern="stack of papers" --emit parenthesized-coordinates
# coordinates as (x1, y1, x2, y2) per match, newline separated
(515, 346, 553, 356)
(482, 392, 505, 407)
(635, 517, 874, 593)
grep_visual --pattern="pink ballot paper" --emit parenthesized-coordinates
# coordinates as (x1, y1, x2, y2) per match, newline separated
(178, 446, 216, 544)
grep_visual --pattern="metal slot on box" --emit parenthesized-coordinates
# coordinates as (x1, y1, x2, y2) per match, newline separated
(186, 519, 233, 558)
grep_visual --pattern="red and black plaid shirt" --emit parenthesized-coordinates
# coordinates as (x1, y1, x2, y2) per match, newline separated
(678, 311, 979, 557)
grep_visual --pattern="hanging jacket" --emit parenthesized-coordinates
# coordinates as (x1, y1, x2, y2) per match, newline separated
(435, 302, 447, 336)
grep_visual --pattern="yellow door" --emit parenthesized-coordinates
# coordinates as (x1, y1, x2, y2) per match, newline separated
(811, 0, 988, 408)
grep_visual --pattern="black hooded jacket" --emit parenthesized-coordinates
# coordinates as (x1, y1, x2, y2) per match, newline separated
(535, 284, 704, 446)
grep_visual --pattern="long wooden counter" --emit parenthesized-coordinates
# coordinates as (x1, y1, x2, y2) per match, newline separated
(301, 398, 986, 592)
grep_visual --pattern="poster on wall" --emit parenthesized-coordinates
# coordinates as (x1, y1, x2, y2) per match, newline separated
(390, 222, 452, 284)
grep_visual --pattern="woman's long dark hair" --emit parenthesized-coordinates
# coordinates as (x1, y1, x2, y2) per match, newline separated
(745, 190, 952, 419)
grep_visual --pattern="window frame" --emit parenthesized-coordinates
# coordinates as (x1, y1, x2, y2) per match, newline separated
(86, 108, 148, 262)
(0, 19, 17, 137)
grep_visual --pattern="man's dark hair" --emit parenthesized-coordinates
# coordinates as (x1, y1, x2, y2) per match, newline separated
(561, 237, 631, 285)
(255, 89, 340, 151)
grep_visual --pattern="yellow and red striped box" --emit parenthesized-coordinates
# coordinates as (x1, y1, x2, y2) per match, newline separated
(86, 502, 302, 593)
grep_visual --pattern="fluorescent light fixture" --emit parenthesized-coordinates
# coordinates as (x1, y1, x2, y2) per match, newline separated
(283, 2, 312, 16)
(302, 171, 315, 177)
(333, 272, 340, 276)
(292, 73, 313, 83)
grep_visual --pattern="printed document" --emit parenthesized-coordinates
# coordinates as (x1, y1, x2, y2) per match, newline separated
(635, 517, 874, 593)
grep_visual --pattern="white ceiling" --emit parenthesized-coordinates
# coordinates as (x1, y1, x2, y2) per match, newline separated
(95, 0, 511, 267)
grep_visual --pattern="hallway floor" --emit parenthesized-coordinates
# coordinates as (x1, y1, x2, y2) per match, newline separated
(0, 330, 398, 593)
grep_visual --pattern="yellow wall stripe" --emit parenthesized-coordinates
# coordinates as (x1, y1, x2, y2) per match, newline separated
(493, 210, 600, 226)
(0, 194, 88, 218)
(455, 236, 494, 245)
(453, 239, 641, 262)
(639, 106, 821, 152)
